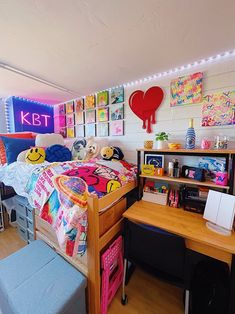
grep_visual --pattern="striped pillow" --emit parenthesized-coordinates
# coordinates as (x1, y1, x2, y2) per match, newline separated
(0, 133, 35, 165)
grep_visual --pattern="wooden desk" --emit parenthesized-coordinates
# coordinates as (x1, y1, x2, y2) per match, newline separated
(123, 200, 235, 313)
(123, 200, 235, 265)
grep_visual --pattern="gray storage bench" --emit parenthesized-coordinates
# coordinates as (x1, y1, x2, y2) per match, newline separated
(0, 240, 87, 314)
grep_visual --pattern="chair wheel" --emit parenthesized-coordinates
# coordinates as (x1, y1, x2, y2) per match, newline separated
(121, 295, 128, 305)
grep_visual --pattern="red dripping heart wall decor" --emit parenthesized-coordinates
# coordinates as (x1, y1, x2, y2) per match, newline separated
(129, 86, 164, 133)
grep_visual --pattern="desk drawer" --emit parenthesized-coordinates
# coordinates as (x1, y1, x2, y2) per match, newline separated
(99, 198, 126, 236)
(16, 212, 27, 228)
(27, 207, 34, 220)
(27, 218, 34, 232)
(16, 202, 27, 217)
(17, 225, 27, 242)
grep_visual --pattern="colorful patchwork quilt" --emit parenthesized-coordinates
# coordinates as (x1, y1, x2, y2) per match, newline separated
(26, 160, 136, 258)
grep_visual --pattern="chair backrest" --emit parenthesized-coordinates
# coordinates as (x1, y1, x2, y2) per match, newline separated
(124, 220, 186, 281)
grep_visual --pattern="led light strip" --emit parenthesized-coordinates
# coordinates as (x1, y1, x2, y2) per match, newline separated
(81, 49, 235, 97)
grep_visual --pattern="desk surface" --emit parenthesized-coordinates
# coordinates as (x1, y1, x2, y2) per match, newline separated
(123, 200, 235, 254)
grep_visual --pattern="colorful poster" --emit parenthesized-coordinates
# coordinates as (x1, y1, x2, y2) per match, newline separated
(97, 123, 109, 137)
(98, 108, 109, 122)
(170, 72, 203, 106)
(110, 103, 124, 120)
(110, 120, 124, 136)
(86, 110, 96, 124)
(66, 113, 74, 127)
(202, 91, 235, 127)
(85, 123, 96, 137)
(59, 128, 67, 138)
(111, 86, 124, 104)
(75, 98, 84, 111)
(75, 125, 85, 137)
(65, 101, 74, 113)
(85, 95, 95, 109)
(67, 127, 75, 138)
(75, 110, 84, 125)
(97, 91, 109, 107)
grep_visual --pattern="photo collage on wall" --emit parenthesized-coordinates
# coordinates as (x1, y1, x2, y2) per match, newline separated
(54, 86, 125, 138)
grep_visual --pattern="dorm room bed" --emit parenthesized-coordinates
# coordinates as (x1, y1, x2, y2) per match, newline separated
(0, 159, 137, 314)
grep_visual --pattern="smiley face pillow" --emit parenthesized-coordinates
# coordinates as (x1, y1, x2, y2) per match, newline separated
(25, 147, 46, 164)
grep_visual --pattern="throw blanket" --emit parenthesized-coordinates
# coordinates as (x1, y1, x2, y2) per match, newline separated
(26, 160, 136, 257)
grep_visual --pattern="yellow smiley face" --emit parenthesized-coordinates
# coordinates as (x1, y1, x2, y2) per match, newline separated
(25, 147, 46, 164)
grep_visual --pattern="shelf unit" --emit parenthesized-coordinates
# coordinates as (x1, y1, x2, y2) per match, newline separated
(137, 148, 235, 200)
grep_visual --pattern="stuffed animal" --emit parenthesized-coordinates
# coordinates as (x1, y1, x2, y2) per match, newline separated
(85, 137, 100, 160)
(100, 146, 124, 161)
(45, 144, 72, 162)
(72, 138, 87, 160)
(25, 147, 46, 164)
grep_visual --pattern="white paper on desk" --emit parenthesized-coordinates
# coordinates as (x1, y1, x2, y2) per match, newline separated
(203, 190, 221, 224)
(217, 194, 235, 230)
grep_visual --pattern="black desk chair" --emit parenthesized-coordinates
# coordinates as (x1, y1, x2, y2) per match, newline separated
(122, 219, 189, 314)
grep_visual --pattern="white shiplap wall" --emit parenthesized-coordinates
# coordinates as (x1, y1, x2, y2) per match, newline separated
(109, 55, 235, 163)
(0, 99, 7, 133)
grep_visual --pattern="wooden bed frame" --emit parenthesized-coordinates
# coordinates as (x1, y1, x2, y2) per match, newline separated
(35, 180, 136, 314)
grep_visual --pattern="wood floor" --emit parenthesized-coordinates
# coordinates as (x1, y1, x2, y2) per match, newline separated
(0, 227, 184, 314)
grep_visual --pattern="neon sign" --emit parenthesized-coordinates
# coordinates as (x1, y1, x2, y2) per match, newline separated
(6, 97, 54, 133)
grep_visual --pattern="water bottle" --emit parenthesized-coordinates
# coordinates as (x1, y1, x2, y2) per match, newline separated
(185, 118, 196, 149)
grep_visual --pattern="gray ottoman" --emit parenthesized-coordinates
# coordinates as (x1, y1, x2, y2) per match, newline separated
(0, 240, 86, 314)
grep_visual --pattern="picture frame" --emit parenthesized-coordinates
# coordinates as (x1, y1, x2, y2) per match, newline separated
(75, 125, 85, 137)
(65, 101, 74, 113)
(66, 113, 75, 127)
(86, 110, 96, 124)
(67, 127, 75, 138)
(97, 123, 109, 137)
(59, 128, 67, 138)
(75, 98, 84, 111)
(97, 107, 109, 122)
(110, 103, 124, 120)
(75, 110, 84, 125)
(110, 86, 124, 104)
(97, 91, 109, 107)
(110, 120, 124, 136)
(144, 154, 164, 168)
(85, 123, 96, 137)
(85, 95, 96, 109)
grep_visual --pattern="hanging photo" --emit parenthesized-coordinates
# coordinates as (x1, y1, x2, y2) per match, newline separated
(75, 125, 85, 137)
(86, 110, 96, 124)
(85, 95, 96, 109)
(54, 103, 65, 116)
(67, 127, 75, 138)
(75, 98, 84, 111)
(59, 128, 67, 138)
(110, 120, 124, 136)
(85, 123, 96, 137)
(65, 101, 74, 113)
(75, 110, 84, 125)
(111, 86, 124, 104)
(98, 108, 109, 122)
(110, 103, 124, 120)
(97, 91, 109, 107)
(97, 123, 109, 137)
(144, 154, 164, 168)
(66, 113, 74, 127)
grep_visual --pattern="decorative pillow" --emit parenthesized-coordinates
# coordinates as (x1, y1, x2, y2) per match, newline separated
(36, 133, 64, 147)
(17, 149, 28, 162)
(45, 144, 72, 162)
(25, 147, 46, 164)
(0, 136, 35, 164)
(0, 132, 34, 165)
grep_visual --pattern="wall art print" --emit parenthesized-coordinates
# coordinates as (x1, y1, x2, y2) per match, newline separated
(201, 91, 235, 127)
(75, 110, 84, 125)
(66, 113, 74, 127)
(111, 86, 124, 104)
(75, 125, 85, 137)
(75, 98, 84, 111)
(65, 101, 74, 113)
(110, 120, 124, 136)
(86, 110, 96, 124)
(59, 127, 67, 138)
(170, 72, 203, 107)
(97, 123, 109, 137)
(97, 91, 109, 107)
(85, 123, 96, 137)
(98, 107, 109, 122)
(129, 86, 164, 133)
(85, 95, 95, 109)
(67, 127, 75, 138)
(110, 103, 124, 120)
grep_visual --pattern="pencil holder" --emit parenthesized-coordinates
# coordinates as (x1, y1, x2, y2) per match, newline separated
(144, 140, 153, 149)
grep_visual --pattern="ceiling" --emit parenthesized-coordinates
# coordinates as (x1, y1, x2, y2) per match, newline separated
(0, 0, 235, 104)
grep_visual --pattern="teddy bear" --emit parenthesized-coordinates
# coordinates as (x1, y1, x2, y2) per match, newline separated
(72, 138, 87, 160)
(100, 146, 124, 161)
(85, 137, 101, 160)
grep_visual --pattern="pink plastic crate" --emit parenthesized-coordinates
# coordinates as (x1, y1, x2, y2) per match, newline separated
(101, 236, 124, 314)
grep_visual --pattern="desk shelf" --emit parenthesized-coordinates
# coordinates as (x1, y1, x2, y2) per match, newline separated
(139, 174, 230, 190)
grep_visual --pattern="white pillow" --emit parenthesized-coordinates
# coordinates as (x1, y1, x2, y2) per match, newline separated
(35, 133, 64, 147)
(17, 149, 28, 162)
